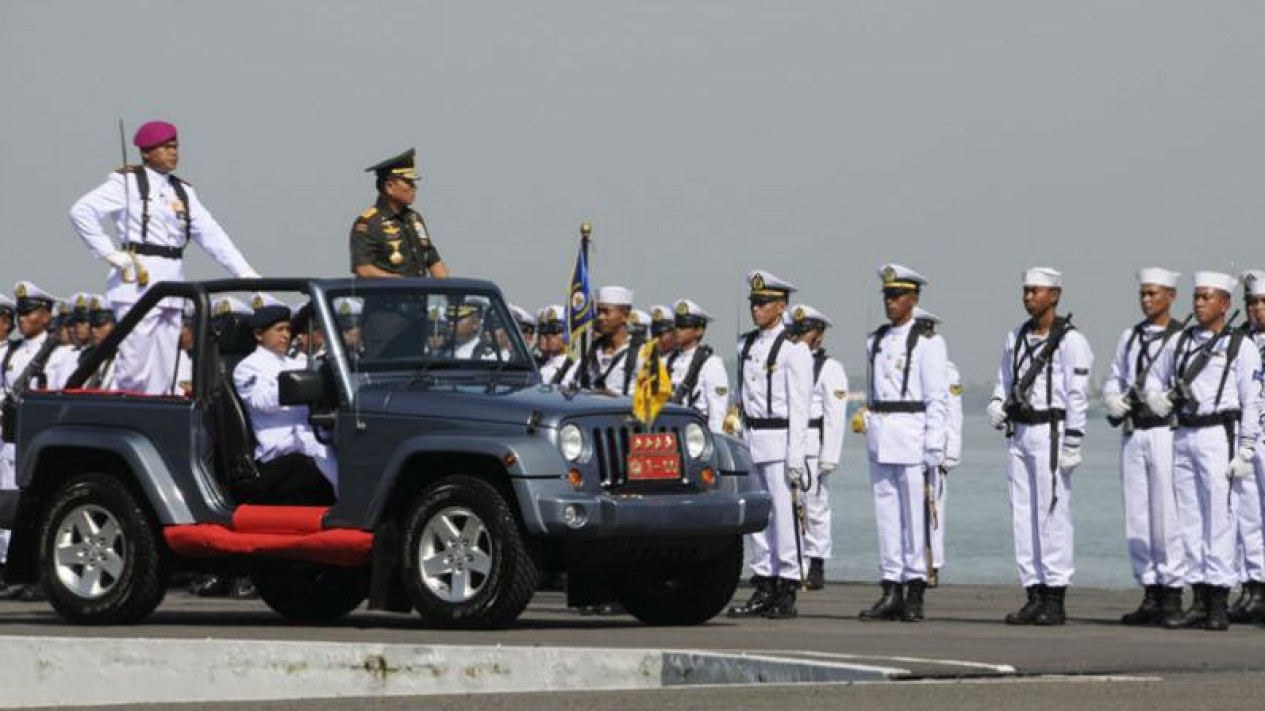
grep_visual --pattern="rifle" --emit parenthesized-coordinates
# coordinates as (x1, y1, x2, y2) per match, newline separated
(1107, 313, 1192, 431)
(790, 465, 808, 589)
(923, 465, 939, 587)
(1, 334, 62, 443)
(1169, 309, 1242, 413)
(1003, 313, 1074, 435)
(117, 119, 150, 288)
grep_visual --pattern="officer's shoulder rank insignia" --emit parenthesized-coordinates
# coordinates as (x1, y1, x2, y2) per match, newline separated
(360, 206, 378, 220)
(834, 390, 847, 400)
(950, 384, 964, 396)
(354, 221, 369, 233)
(715, 386, 728, 396)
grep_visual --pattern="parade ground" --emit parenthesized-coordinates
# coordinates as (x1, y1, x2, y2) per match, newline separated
(3, 583, 1264, 710)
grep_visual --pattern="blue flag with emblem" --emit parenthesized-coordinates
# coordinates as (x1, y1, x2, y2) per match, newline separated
(566, 238, 594, 359)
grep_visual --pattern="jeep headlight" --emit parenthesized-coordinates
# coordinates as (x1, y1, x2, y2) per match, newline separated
(684, 422, 709, 460)
(558, 424, 585, 462)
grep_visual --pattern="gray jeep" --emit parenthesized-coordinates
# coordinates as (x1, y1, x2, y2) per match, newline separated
(0, 278, 769, 629)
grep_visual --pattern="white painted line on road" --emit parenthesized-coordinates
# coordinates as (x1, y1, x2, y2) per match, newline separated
(721, 648, 1018, 675)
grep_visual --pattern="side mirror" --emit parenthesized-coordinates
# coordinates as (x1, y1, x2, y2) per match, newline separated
(279, 369, 324, 406)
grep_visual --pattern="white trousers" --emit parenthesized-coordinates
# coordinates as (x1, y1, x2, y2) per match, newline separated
(0, 443, 15, 563)
(1120, 427, 1187, 586)
(802, 456, 832, 559)
(748, 460, 802, 581)
(112, 303, 182, 395)
(1233, 446, 1265, 584)
(931, 467, 947, 569)
(1007, 424, 1074, 587)
(1173, 426, 1237, 587)
(869, 462, 927, 583)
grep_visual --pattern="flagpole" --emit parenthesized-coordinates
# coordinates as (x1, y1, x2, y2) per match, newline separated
(580, 220, 592, 357)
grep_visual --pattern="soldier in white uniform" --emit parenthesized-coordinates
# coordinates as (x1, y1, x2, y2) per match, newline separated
(1145, 271, 1262, 631)
(1229, 270, 1265, 624)
(0, 283, 78, 589)
(232, 293, 337, 504)
(562, 286, 644, 396)
(70, 120, 260, 396)
(726, 270, 813, 620)
(649, 305, 678, 357)
(988, 267, 1094, 626)
(786, 304, 847, 591)
(910, 307, 962, 583)
(666, 299, 729, 434)
(508, 304, 537, 352)
(1102, 268, 1188, 626)
(536, 305, 572, 385)
(858, 266, 948, 622)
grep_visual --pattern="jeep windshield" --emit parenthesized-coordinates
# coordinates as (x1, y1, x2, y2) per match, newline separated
(326, 287, 535, 375)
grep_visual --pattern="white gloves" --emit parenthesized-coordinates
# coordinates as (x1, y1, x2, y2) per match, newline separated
(1145, 390, 1174, 418)
(923, 449, 944, 469)
(941, 456, 960, 473)
(786, 467, 810, 490)
(1229, 446, 1255, 479)
(105, 250, 135, 271)
(987, 399, 1007, 430)
(1104, 392, 1132, 420)
(1060, 444, 1083, 473)
(818, 462, 837, 476)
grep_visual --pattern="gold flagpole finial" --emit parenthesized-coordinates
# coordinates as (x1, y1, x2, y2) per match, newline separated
(580, 221, 592, 239)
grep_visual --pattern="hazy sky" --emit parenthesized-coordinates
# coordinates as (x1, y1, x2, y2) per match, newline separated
(3, 1, 1263, 386)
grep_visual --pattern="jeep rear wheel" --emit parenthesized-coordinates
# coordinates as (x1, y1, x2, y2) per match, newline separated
(39, 473, 166, 624)
(253, 563, 369, 623)
(401, 475, 538, 629)
(616, 535, 743, 626)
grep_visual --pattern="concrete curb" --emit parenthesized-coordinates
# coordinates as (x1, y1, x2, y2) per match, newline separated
(0, 637, 902, 708)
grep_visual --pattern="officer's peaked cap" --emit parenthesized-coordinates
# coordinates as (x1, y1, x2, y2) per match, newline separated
(366, 148, 419, 181)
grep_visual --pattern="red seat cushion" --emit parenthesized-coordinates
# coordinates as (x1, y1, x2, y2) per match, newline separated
(232, 505, 329, 534)
(163, 506, 373, 567)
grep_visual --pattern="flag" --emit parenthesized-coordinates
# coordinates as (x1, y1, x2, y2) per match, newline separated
(632, 341, 672, 426)
(566, 239, 594, 358)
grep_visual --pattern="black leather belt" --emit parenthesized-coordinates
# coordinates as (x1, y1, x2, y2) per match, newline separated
(746, 417, 789, 430)
(869, 401, 926, 413)
(1129, 414, 1173, 430)
(1010, 408, 1066, 425)
(1177, 411, 1239, 429)
(808, 417, 824, 429)
(126, 243, 184, 259)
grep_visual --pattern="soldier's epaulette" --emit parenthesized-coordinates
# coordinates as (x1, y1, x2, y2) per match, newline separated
(914, 318, 937, 337)
(360, 206, 379, 220)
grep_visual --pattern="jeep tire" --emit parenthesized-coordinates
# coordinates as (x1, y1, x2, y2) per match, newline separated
(401, 475, 538, 629)
(253, 563, 369, 623)
(39, 473, 166, 625)
(616, 534, 743, 626)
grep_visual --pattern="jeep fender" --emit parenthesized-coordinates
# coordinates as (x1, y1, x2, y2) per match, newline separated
(19, 426, 195, 525)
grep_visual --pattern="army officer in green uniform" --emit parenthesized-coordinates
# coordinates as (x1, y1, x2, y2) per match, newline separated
(350, 149, 450, 279)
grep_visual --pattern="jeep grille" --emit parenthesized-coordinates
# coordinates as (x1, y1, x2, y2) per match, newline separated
(591, 423, 686, 489)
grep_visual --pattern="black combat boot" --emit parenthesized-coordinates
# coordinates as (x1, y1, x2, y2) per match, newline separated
(1162, 584, 1208, 630)
(728, 575, 776, 618)
(859, 580, 905, 621)
(1228, 581, 1260, 624)
(805, 558, 825, 591)
(1241, 581, 1265, 624)
(1204, 585, 1230, 631)
(901, 579, 927, 622)
(1033, 585, 1067, 626)
(1157, 586, 1184, 627)
(1121, 585, 1163, 626)
(1005, 585, 1044, 625)
(763, 578, 799, 619)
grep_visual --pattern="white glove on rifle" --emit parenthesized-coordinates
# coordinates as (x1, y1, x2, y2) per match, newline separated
(785, 467, 810, 491)
(1060, 444, 1083, 473)
(940, 456, 960, 473)
(1104, 392, 1132, 420)
(105, 250, 135, 272)
(1144, 390, 1174, 418)
(987, 398, 1007, 430)
(923, 448, 944, 469)
(818, 462, 837, 476)
(1229, 445, 1255, 479)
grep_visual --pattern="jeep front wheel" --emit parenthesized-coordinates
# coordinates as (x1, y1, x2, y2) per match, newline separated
(39, 473, 166, 624)
(616, 535, 743, 626)
(400, 475, 538, 629)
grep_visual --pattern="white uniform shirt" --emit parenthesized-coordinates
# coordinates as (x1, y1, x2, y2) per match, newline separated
(70, 166, 255, 306)
(48, 344, 85, 390)
(865, 320, 950, 465)
(1145, 326, 1262, 447)
(945, 360, 964, 463)
(539, 353, 573, 385)
(668, 344, 730, 433)
(561, 338, 645, 396)
(1103, 322, 1177, 405)
(807, 351, 848, 468)
(233, 347, 337, 485)
(736, 323, 814, 466)
(0, 333, 76, 395)
(991, 322, 1094, 437)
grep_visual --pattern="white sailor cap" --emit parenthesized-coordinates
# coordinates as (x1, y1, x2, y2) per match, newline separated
(596, 286, 634, 306)
(877, 264, 927, 292)
(627, 308, 650, 333)
(1023, 267, 1063, 288)
(1243, 271, 1265, 298)
(672, 299, 713, 328)
(0, 294, 14, 314)
(212, 296, 252, 317)
(913, 306, 941, 323)
(1194, 270, 1237, 295)
(746, 269, 797, 300)
(789, 304, 833, 332)
(1138, 267, 1180, 289)
(251, 292, 292, 330)
(508, 304, 537, 330)
(537, 304, 567, 334)
(14, 281, 57, 313)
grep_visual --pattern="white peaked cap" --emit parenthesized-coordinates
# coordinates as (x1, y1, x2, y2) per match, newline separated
(877, 264, 928, 289)
(649, 304, 674, 323)
(213, 296, 252, 316)
(628, 308, 649, 327)
(1023, 267, 1063, 288)
(1241, 271, 1265, 298)
(1194, 271, 1237, 295)
(250, 292, 288, 311)
(673, 299, 714, 323)
(508, 304, 536, 328)
(596, 285, 634, 306)
(790, 303, 833, 328)
(746, 269, 798, 296)
(537, 304, 565, 324)
(1138, 267, 1180, 289)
